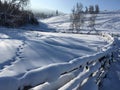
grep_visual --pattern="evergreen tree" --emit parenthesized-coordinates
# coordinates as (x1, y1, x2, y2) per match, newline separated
(89, 5, 94, 14)
(56, 10, 58, 16)
(85, 6, 88, 13)
(95, 5, 99, 14)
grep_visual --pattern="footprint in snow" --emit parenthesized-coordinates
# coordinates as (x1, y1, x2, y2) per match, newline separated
(0, 42, 26, 71)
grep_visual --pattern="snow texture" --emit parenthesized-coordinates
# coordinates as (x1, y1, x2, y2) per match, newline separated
(0, 12, 120, 90)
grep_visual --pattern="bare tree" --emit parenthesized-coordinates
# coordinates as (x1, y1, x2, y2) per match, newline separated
(87, 14, 98, 34)
(70, 3, 85, 33)
(76, 3, 84, 32)
(70, 7, 75, 33)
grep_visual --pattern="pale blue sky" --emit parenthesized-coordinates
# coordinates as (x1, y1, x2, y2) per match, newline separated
(30, 0, 120, 13)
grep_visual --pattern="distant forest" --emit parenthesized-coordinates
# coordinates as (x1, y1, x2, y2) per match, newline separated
(33, 10, 63, 19)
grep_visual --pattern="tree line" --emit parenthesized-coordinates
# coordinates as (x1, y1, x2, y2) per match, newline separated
(0, 0, 38, 28)
(70, 3, 100, 33)
(34, 10, 61, 19)
(85, 5, 99, 14)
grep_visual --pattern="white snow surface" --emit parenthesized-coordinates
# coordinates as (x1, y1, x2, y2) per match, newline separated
(0, 27, 108, 90)
(0, 28, 107, 77)
(0, 12, 120, 90)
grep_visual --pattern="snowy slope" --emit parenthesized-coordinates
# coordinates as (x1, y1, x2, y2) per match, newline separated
(41, 13, 120, 33)
(0, 27, 108, 90)
(0, 28, 107, 79)
(30, 13, 120, 90)
(0, 12, 120, 90)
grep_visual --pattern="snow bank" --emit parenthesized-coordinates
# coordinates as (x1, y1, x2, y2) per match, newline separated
(30, 72, 75, 90)
(59, 63, 101, 90)
(19, 34, 115, 89)
(20, 34, 113, 89)
(80, 78, 98, 90)
(0, 77, 19, 90)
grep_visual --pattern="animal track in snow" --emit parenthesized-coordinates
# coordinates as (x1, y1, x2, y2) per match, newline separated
(0, 41, 26, 71)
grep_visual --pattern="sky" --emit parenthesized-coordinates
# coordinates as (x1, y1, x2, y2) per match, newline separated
(30, 0, 120, 13)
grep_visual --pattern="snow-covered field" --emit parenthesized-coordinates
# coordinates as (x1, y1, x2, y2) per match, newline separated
(0, 12, 120, 90)
(0, 28, 107, 78)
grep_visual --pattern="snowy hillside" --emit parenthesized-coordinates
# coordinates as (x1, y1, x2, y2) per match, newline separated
(41, 13, 120, 33)
(0, 28, 107, 78)
(0, 12, 120, 90)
